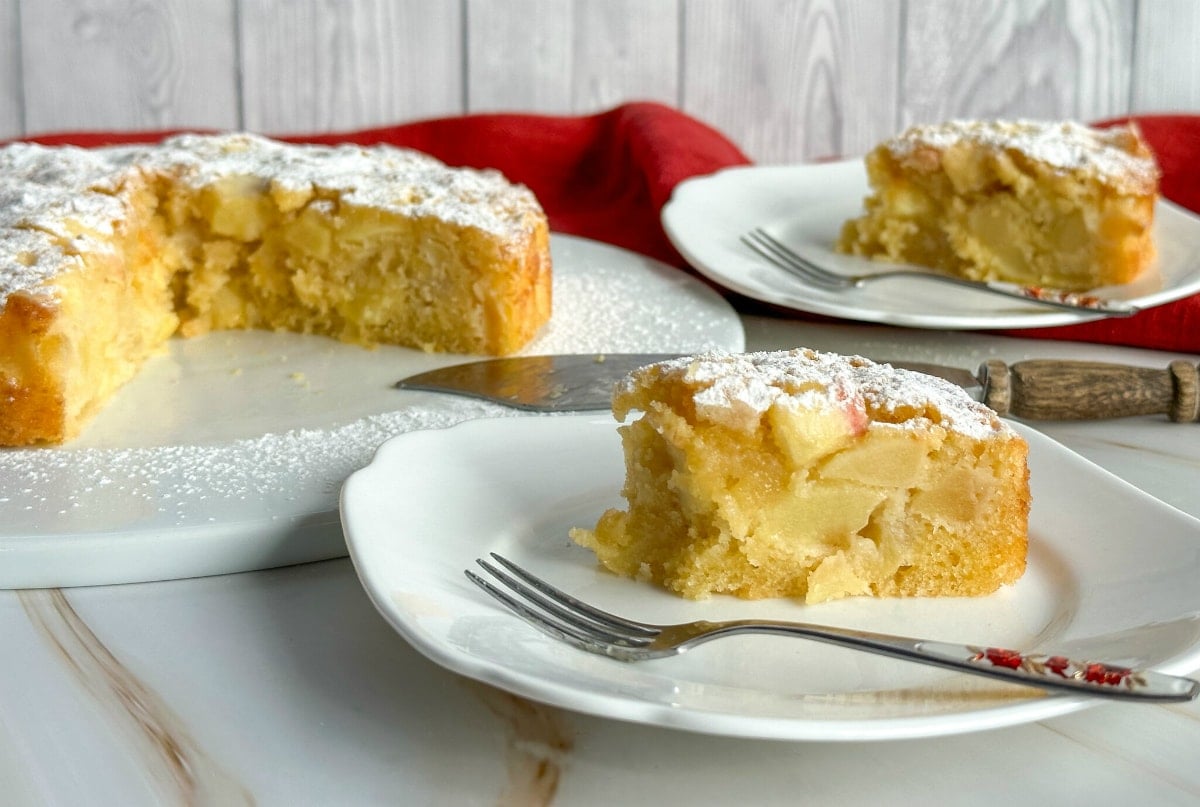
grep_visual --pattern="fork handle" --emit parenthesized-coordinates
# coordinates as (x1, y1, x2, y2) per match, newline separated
(981, 359, 1200, 422)
(913, 640, 1198, 701)
(696, 621, 1198, 702)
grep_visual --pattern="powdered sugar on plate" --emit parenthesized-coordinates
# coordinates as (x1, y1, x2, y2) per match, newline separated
(0, 234, 743, 587)
(2, 397, 508, 525)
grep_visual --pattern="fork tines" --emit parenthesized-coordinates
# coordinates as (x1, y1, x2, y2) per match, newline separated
(740, 228, 852, 289)
(466, 554, 656, 656)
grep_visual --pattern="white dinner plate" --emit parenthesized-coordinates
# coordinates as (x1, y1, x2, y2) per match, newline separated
(343, 413, 1200, 742)
(661, 160, 1200, 329)
(0, 234, 743, 589)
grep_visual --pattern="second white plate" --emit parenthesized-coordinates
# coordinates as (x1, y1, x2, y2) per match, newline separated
(343, 413, 1200, 742)
(662, 160, 1200, 329)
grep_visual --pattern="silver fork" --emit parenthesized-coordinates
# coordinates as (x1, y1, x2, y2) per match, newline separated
(467, 554, 1199, 703)
(740, 228, 1140, 317)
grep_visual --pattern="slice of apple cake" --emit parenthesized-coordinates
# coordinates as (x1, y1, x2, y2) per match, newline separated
(836, 120, 1159, 291)
(570, 349, 1029, 604)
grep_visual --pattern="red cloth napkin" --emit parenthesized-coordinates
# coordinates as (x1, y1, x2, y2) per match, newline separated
(24, 103, 1200, 354)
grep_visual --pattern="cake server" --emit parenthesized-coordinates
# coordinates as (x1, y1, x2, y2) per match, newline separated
(395, 353, 1200, 422)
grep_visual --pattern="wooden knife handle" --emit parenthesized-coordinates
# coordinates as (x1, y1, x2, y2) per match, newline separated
(980, 359, 1200, 422)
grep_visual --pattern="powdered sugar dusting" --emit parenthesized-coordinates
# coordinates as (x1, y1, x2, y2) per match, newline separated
(154, 133, 540, 235)
(0, 133, 542, 305)
(0, 397, 512, 527)
(887, 119, 1159, 192)
(627, 348, 1011, 439)
(526, 257, 736, 354)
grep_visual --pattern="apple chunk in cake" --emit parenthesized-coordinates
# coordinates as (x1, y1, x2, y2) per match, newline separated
(570, 349, 1029, 604)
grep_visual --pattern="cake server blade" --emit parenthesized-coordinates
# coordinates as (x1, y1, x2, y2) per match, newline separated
(395, 353, 1200, 422)
(395, 353, 681, 413)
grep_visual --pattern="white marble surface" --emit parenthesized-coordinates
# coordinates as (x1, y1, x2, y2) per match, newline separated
(3, 313, 1200, 806)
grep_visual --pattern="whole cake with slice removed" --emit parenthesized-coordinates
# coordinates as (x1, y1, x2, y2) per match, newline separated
(836, 119, 1159, 291)
(0, 134, 551, 446)
(570, 349, 1029, 604)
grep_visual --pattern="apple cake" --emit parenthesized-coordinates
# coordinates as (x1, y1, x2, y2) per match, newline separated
(570, 349, 1030, 604)
(836, 119, 1159, 291)
(0, 133, 552, 446)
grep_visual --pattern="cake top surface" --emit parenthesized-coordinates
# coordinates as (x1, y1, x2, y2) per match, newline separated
(619, 349, 1012, 440)
(885, 119, 1159, 192)
(0, 133, 543, 305)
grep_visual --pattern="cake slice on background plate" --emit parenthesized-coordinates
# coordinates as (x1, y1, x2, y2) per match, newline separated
(837, 119, 1159, 291)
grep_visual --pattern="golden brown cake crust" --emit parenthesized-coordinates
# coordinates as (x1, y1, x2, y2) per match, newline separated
(0, 134, 552, 446)
(0, 292, 66, 444)
(572, 349, 1030, 604)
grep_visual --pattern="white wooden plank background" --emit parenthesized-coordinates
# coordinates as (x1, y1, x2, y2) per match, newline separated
(19, 0, 240, 133)
(1132, 0, 1200, 111)
(0, 0, 19, 136)
(241, 0, 464, 134)
(682, 0, 902, 161)
(1, 0, 1197, 163)
(899, 0, 1134, 125)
